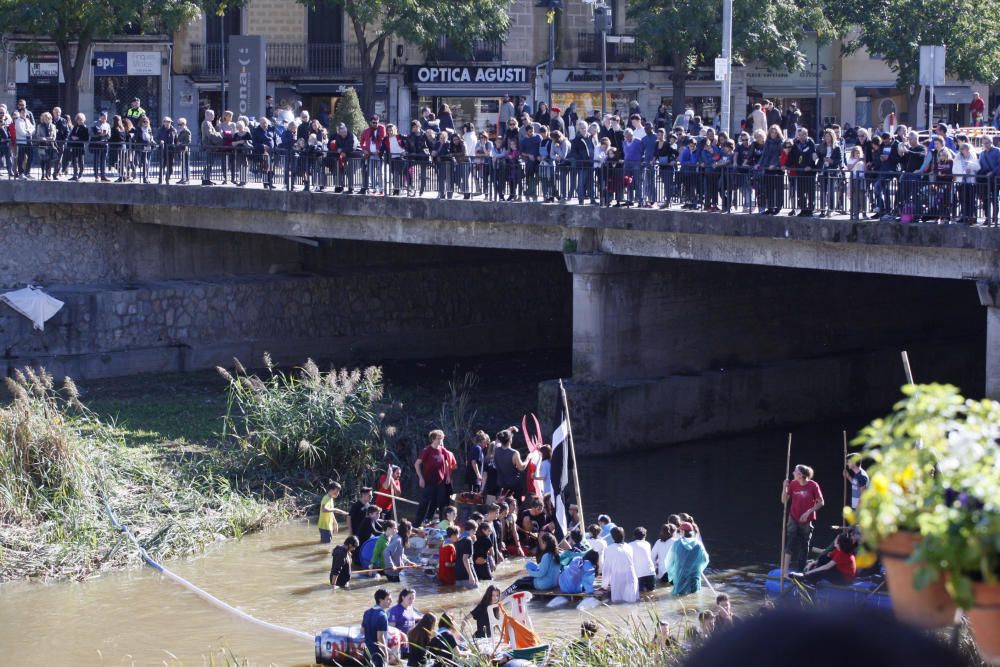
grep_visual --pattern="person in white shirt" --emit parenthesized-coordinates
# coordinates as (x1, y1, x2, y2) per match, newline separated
(651, 523, 679, 583)
(462, 123, 477, 158)
(586, 523, 606, 569)
(601, 526, 639, 603)
(630, 526, 657, 593)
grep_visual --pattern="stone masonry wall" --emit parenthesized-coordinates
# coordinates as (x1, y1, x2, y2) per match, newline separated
(0, 203, 571, 380)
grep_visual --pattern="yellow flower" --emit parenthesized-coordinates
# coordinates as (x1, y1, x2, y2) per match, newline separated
(843, 507, 856, 526)
(871, 473, 890, 496)
(894, 465, 915, 490)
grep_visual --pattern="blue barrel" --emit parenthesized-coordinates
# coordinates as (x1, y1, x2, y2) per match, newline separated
(764, 568, 796, 597)
(358, 536, 379, 569)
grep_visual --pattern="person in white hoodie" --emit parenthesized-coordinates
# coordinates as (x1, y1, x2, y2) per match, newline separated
(651, 523, 679, 584)
(630, 526, 657, 592)
(13, 106, 35, 179)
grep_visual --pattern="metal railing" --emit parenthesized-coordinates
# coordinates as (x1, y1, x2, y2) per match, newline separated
(576, 32, 643, 64)
(189, 42, 361, 77)
(6, 141, 999, 226)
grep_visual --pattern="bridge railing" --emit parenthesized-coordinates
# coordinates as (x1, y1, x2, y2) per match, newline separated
(7, 141, 999, 225)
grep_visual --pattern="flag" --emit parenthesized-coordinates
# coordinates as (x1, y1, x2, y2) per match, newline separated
(551, 413, 570, 537)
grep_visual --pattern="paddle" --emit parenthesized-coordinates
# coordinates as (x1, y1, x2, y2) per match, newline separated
(779, 433, 793, 592)
(373, 490, 419, 506)
(350, 563, 426, 576)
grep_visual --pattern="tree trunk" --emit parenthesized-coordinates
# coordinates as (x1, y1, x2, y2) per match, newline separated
(669, 51, 689, 119)
(360, 66, 378, 117)
(56, 36, 91, 116)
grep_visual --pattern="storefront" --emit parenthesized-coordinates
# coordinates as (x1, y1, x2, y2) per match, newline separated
(407, 65, 532, 135)
(745, 67, 835, 133)
(94, 50, 163, 122)
(14, 54, 63, 116)
(550, 68, 645, 126)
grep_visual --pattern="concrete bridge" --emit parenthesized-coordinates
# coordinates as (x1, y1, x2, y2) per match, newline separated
(2, 181, 998, 452)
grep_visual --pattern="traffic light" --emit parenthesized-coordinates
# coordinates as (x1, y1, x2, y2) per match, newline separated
(594, 5, 612, 32)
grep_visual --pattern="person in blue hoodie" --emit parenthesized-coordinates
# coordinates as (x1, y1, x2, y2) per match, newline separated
(667, 521, 709, 596)
(679, 138, 700, 209)
(559, 549, 600, 594)
(522, 532, 562, 590)
(251, 116, 278, 189)
(597, 514, 618, 544)
(621, 128, 644, 206)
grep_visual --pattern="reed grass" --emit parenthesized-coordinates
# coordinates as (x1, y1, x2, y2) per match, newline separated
(0, 368, 288, 581)
(218, 357, 384, 494)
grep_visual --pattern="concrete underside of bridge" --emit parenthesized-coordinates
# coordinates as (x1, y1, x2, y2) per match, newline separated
(0, 187, 995, 452)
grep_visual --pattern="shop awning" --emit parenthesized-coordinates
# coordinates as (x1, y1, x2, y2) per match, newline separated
(414, 85, 531, 97)
(748, 85, 836, 98)
(932, 86, 973, 103)
(553, 84, 645, 92)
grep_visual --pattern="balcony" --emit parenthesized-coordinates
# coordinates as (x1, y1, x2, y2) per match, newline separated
(576, 32, 643, 64)
(189, 42, 362, 78)
(427, 37, 504, 63)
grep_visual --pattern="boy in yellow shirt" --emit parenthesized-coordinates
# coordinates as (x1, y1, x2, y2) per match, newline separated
(318, 481, 347, 543)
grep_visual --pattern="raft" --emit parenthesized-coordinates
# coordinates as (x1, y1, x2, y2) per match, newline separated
(764, 568, 891, 609)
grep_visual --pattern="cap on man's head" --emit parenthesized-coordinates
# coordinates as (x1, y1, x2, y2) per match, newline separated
(131, 97, 140, 103)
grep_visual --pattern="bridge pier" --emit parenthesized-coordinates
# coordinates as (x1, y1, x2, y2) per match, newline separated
(978, 281, 1000, 400)
(541, 254, 986, 454)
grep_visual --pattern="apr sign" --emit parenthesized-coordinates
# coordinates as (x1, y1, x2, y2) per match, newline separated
(94, 52, 128, 76)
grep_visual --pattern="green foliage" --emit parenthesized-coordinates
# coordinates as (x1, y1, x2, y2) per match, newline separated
(834, 0, 1000, 91)
(0, 368, 283, 580)
(218, 356, 384, 492)
(853, 383, 1000, 609)
(332, 87, 368, 138)
(627, 0, 836, 77)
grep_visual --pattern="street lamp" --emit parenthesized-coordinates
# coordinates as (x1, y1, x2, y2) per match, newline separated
(809, 39, 827, 140)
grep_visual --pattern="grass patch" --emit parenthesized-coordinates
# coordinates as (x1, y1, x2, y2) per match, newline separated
(0, 369, 290, 581)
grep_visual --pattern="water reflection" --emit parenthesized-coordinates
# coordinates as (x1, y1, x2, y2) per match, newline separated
(0, 421, 864, 665)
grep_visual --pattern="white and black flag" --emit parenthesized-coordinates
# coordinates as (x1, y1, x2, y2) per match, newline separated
(551, 412, 570, 537)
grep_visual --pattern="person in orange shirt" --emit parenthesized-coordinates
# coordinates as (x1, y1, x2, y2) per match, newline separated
(438, 526, 460, 585)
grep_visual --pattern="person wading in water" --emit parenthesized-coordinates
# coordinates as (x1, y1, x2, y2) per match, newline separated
(781, 464, 824, 573)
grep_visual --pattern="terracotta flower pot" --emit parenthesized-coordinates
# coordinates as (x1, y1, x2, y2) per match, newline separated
(969, 582, 1000, 665)
(878, 531, 957, 629)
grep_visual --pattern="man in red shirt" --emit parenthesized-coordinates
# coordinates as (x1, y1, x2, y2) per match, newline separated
(414, 429, 457, 525)
(971, 92, 986, 127)
(375, 465, 402, 518)
(781, 464, 824, 573)
(796, 533, 856, 585)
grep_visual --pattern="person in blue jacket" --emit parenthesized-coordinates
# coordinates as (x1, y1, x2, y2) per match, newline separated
(597, 514, 618, 544)
(679, 138, 700, 209)
(668, 521, 710, 596)
(559, 549, 600, 594)
(639, 121, 658, 207)
(518, 532, 561, 590)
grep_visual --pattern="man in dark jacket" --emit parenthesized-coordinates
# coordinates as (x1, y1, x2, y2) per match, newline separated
(978, 136, 1000, 225)
(332, 122, 358, 193)
(898, 130, 927, 218)
(570, 120, 596, 205)
(765, 100, 782, 129)
(252, 117, 278, 189)
(783, 103, 801, 136)
(407, 122, 432, 195)
(52, 106, 68, 178)
(519, 124, 542, 201)
(155, 117, 177, 183)
(788, 128, 818, 215)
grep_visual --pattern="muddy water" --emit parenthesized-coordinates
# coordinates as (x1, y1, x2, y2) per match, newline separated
(0, 422, 861, 666)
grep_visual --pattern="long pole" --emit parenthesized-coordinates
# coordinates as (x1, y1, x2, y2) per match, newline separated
(779, 433, 793, 591)
(901, 350, 915, 386)
(600, 28, 608, 118)
(559, 379, 586, 532)
(929, 50, 936, 130)
(547, 9, 555, 112)
(814, 39, 821, 140)
(220, 12, 227, 113)
(720, 0, 733, 135)
(842, 430, 848, 533)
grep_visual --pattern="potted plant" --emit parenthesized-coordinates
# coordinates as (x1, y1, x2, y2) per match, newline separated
(851, 383, 963, 629)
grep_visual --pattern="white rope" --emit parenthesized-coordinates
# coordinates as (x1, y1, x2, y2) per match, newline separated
(104, 501, 313, 643)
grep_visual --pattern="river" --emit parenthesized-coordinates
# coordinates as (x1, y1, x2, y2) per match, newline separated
(0, 420, 866, 666)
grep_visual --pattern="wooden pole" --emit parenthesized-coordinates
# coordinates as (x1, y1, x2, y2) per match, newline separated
(387, 469, 398, 524)
(373, 490, 419, 506)
(901, 350, 915, 386)
(559, 379, 586, 533)
(779, 433, 793, 592)
(842, 430, 849, 534)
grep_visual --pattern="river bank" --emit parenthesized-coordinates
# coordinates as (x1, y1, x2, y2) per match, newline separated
(0, 352, 566, 581)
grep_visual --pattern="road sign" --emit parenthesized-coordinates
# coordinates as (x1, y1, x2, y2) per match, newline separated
(604, 35, 635, 44)
(919, 45, 946, 86)
(715, 57, 728, 82)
